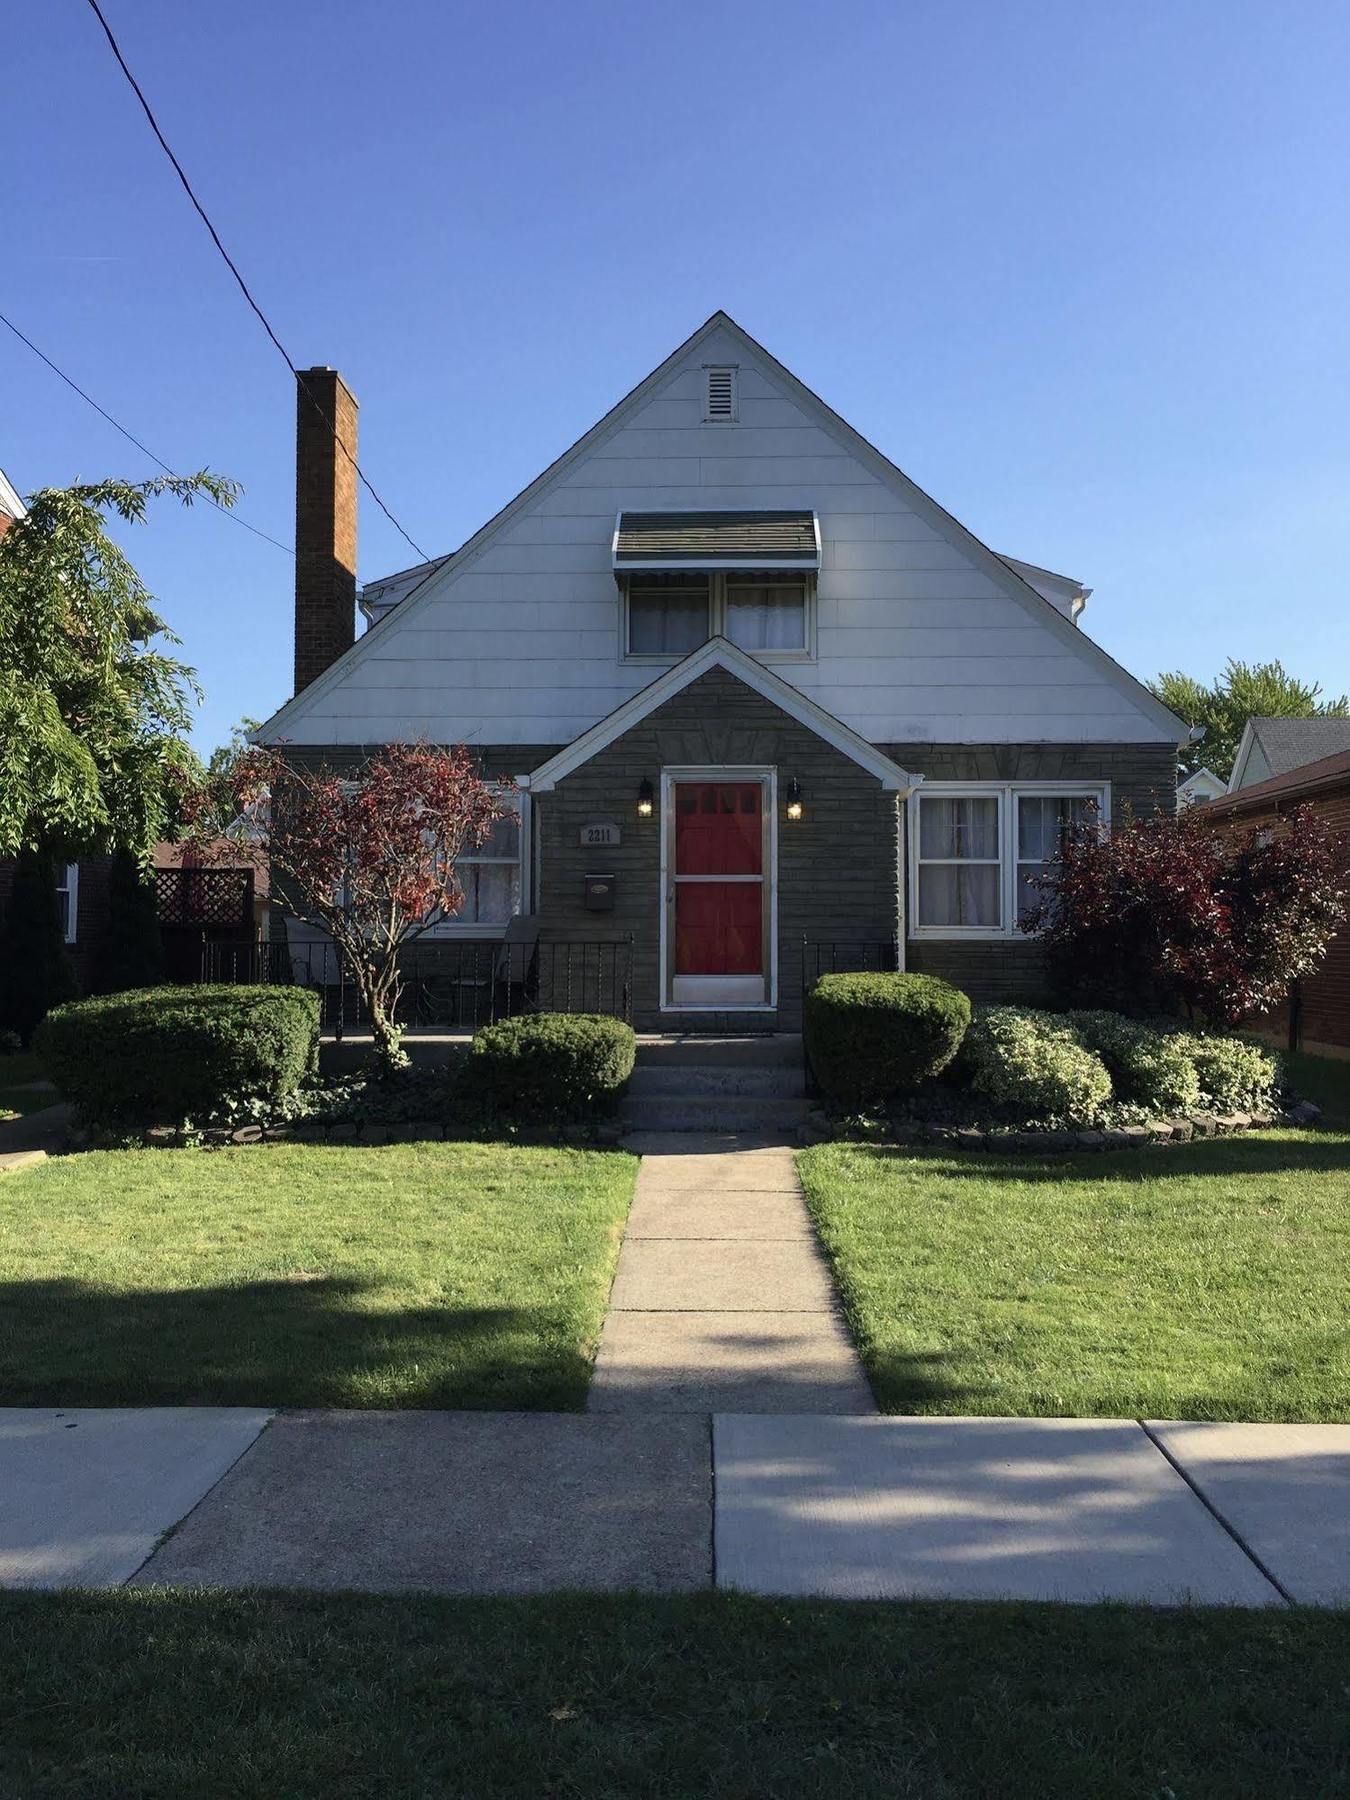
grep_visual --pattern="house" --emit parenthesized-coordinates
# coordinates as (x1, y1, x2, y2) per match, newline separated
(1228, 716, 1350, 792)
(1178, 766, 1226, 807)
(1201, 748, 1350, 1056)
(254, 313, 1187, 1029)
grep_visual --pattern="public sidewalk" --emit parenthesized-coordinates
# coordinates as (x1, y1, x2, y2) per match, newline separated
(3, 1405, 1348, 1605)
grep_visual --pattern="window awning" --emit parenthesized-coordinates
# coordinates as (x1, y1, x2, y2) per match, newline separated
(612, 510, 820, 572)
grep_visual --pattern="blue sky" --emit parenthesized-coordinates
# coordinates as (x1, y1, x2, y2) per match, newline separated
(8, 0, 1348, 754)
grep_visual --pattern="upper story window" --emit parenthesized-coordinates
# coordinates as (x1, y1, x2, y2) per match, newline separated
(623, 571, 812, 660)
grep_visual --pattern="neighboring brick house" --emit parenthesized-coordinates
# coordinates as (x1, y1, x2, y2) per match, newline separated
(254, 313, 1187, 1030)
(1201, 748, 1350, 1057)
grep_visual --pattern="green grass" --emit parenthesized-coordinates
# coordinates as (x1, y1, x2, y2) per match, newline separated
(0, 1051, 56, 1120)
(799, 1126, 1350, 1421)
(1, 1590, 1346, 1798)
(0, 1142, 636, 1409)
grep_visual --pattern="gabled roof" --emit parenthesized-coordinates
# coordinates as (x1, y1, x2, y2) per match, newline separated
(1228, 716, 1350, 791)
(0, 468, 26, 522)
(258, 310, 1187, 746)
(521, 638, 920, 793)
(1206, 747, 1350, 817)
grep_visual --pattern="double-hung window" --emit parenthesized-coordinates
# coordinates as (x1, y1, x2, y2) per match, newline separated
(623, 572, 813, 660)
(423, 794, 523, 934)
(910, 784, 1106, 937)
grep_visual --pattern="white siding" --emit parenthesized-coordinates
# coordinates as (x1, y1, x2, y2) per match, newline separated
(281, 325, 1170, 748)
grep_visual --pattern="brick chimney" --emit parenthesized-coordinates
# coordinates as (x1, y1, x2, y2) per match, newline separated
(293, 367, 358, 693)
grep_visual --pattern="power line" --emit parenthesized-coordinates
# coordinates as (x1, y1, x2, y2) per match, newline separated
(84, 0, 431, 564)
(1, 307, 293, 555)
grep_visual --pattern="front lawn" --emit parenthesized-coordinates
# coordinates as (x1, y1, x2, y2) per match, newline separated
(0, 1143, 636, 1410)
(799, 1126, 1350, 1421)
(2, 1590, 1346, 1799)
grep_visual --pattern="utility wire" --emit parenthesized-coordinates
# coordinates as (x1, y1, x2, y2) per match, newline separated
(1, 306, 293, 555)
(84, 0, 431, 564)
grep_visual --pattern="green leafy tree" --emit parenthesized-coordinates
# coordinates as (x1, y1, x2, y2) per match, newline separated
(94, 848, 165, 994)
(1150, 658, 1350, 780)
(0, 473, 237, 860)
(0, 847, 80, 1043)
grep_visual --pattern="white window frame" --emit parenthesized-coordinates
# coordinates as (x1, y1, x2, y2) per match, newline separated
(420, 788, 526, 940)
(57, 862, 78, 944)
(907, 781, 1109, 940)
(621, 570, 816, 665)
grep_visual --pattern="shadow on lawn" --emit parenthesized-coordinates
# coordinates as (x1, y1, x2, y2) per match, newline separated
(0, 1276, 585, 1412)
(850, 1130, 1350, 1186)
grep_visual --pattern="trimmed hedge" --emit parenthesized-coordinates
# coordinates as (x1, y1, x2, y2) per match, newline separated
(35, 985, 320, 1131)
(1069, 1011, 1203, 1114)
(960, 1007, 1112, 1123)
(1175, 1031, 1279, 1111)
(467, 1013, 636, 1122)
(805, 972, 971, 1104)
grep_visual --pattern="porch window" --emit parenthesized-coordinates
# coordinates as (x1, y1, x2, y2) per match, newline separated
(916, 795, 1002, 929)
(423, 799, 522, 932)
(909, 783, 1108, 938)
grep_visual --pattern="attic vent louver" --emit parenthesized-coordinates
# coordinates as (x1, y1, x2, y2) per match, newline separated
(704, 365, 738, 422)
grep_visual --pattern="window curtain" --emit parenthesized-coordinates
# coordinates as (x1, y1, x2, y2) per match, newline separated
(628, 587, 709, 654)
(1016, 795, 1094, 920)
(725, 583, 806, 651)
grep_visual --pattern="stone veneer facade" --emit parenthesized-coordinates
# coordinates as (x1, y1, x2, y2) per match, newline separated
(279, 695, 1177, 1027)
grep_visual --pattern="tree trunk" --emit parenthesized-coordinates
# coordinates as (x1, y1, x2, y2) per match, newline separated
(354, 955, 408, 1075)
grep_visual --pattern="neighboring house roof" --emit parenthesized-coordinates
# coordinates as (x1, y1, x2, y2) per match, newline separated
(258, 310, 1187, 747)
(1228, 716, 1350, 791)
(1205, 747, 1350, 818)
(523, 638, 920, 794)
(1178, 766, 1226, 805)
(0, 467, 26, 530)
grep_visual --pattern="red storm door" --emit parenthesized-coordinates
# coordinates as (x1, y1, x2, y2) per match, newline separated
(673, 782, 765, 985)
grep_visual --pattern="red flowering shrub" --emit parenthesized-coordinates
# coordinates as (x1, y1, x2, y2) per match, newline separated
(204, 743, 511, 1070)
(1023, 804, 1347, 1026)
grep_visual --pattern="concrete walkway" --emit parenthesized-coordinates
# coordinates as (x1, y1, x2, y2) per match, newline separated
(589, 1133, 876, 1414)
(3, 1406, 1349, 1603)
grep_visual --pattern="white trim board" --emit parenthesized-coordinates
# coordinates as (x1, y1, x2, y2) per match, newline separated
(520, 638, 921, 794)
(254, 310, 1189, 749)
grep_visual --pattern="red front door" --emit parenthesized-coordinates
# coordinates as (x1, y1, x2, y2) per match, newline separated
(673, 782, 764, 981)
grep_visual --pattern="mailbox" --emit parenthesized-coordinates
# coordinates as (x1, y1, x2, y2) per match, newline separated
(583, 873, 616, 912)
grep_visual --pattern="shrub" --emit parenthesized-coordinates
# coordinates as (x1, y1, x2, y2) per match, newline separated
(959, 1007, 1112, 1123)
(1069, 1011, 1202, 1113)
(804, 972, 971, 1104)
(1174, 1031, 1279, 1112)
(467, 1013, 635, 1122)
(35, 984, 319, 1130)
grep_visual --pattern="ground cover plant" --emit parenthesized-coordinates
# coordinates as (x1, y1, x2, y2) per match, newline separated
(0, 1142, 635, 1409)
(798, 1117, 1350, 1421)
(1, 1589, 1347, 1800)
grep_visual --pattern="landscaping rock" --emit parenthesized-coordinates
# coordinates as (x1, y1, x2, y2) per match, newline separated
(143, 1126, 180, 1148)
(1187, 1115, 1217, 1138)
(1168, 1118, 1194, 1143)
(229, 1125, 263, 1146)
(1287, 1099, 1323, 1126)
(1249, 1110, 1275, 1130)
(261, 1124, 294, 1143)
(952, 1127, 987, 1150)
(1101, 1125, 1149, 1150)
(1075, 1130, 1107, 1151)
(1148, 1122, 1175, 1144)
(289, 1122, 332, 1144)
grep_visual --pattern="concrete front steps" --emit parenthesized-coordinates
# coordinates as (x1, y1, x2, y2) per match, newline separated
(621, 1035, 810, 1134)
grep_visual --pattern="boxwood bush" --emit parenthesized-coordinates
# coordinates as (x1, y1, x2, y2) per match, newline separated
(467, 1012, 636, 1122)
(35, 985, 320, 1131)
(1069, 1010, 1203, 1113)
(1175, 1031, 1279, 1111)
(804, 971, 971, 1104)
(960, 1007, 1112, 1123)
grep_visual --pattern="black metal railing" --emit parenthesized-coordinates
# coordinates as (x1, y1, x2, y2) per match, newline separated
(202, 935, 634, 1034)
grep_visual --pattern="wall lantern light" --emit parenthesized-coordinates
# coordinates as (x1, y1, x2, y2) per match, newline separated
(786, 777, 804, 821)
(637, 778, 655, 818)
